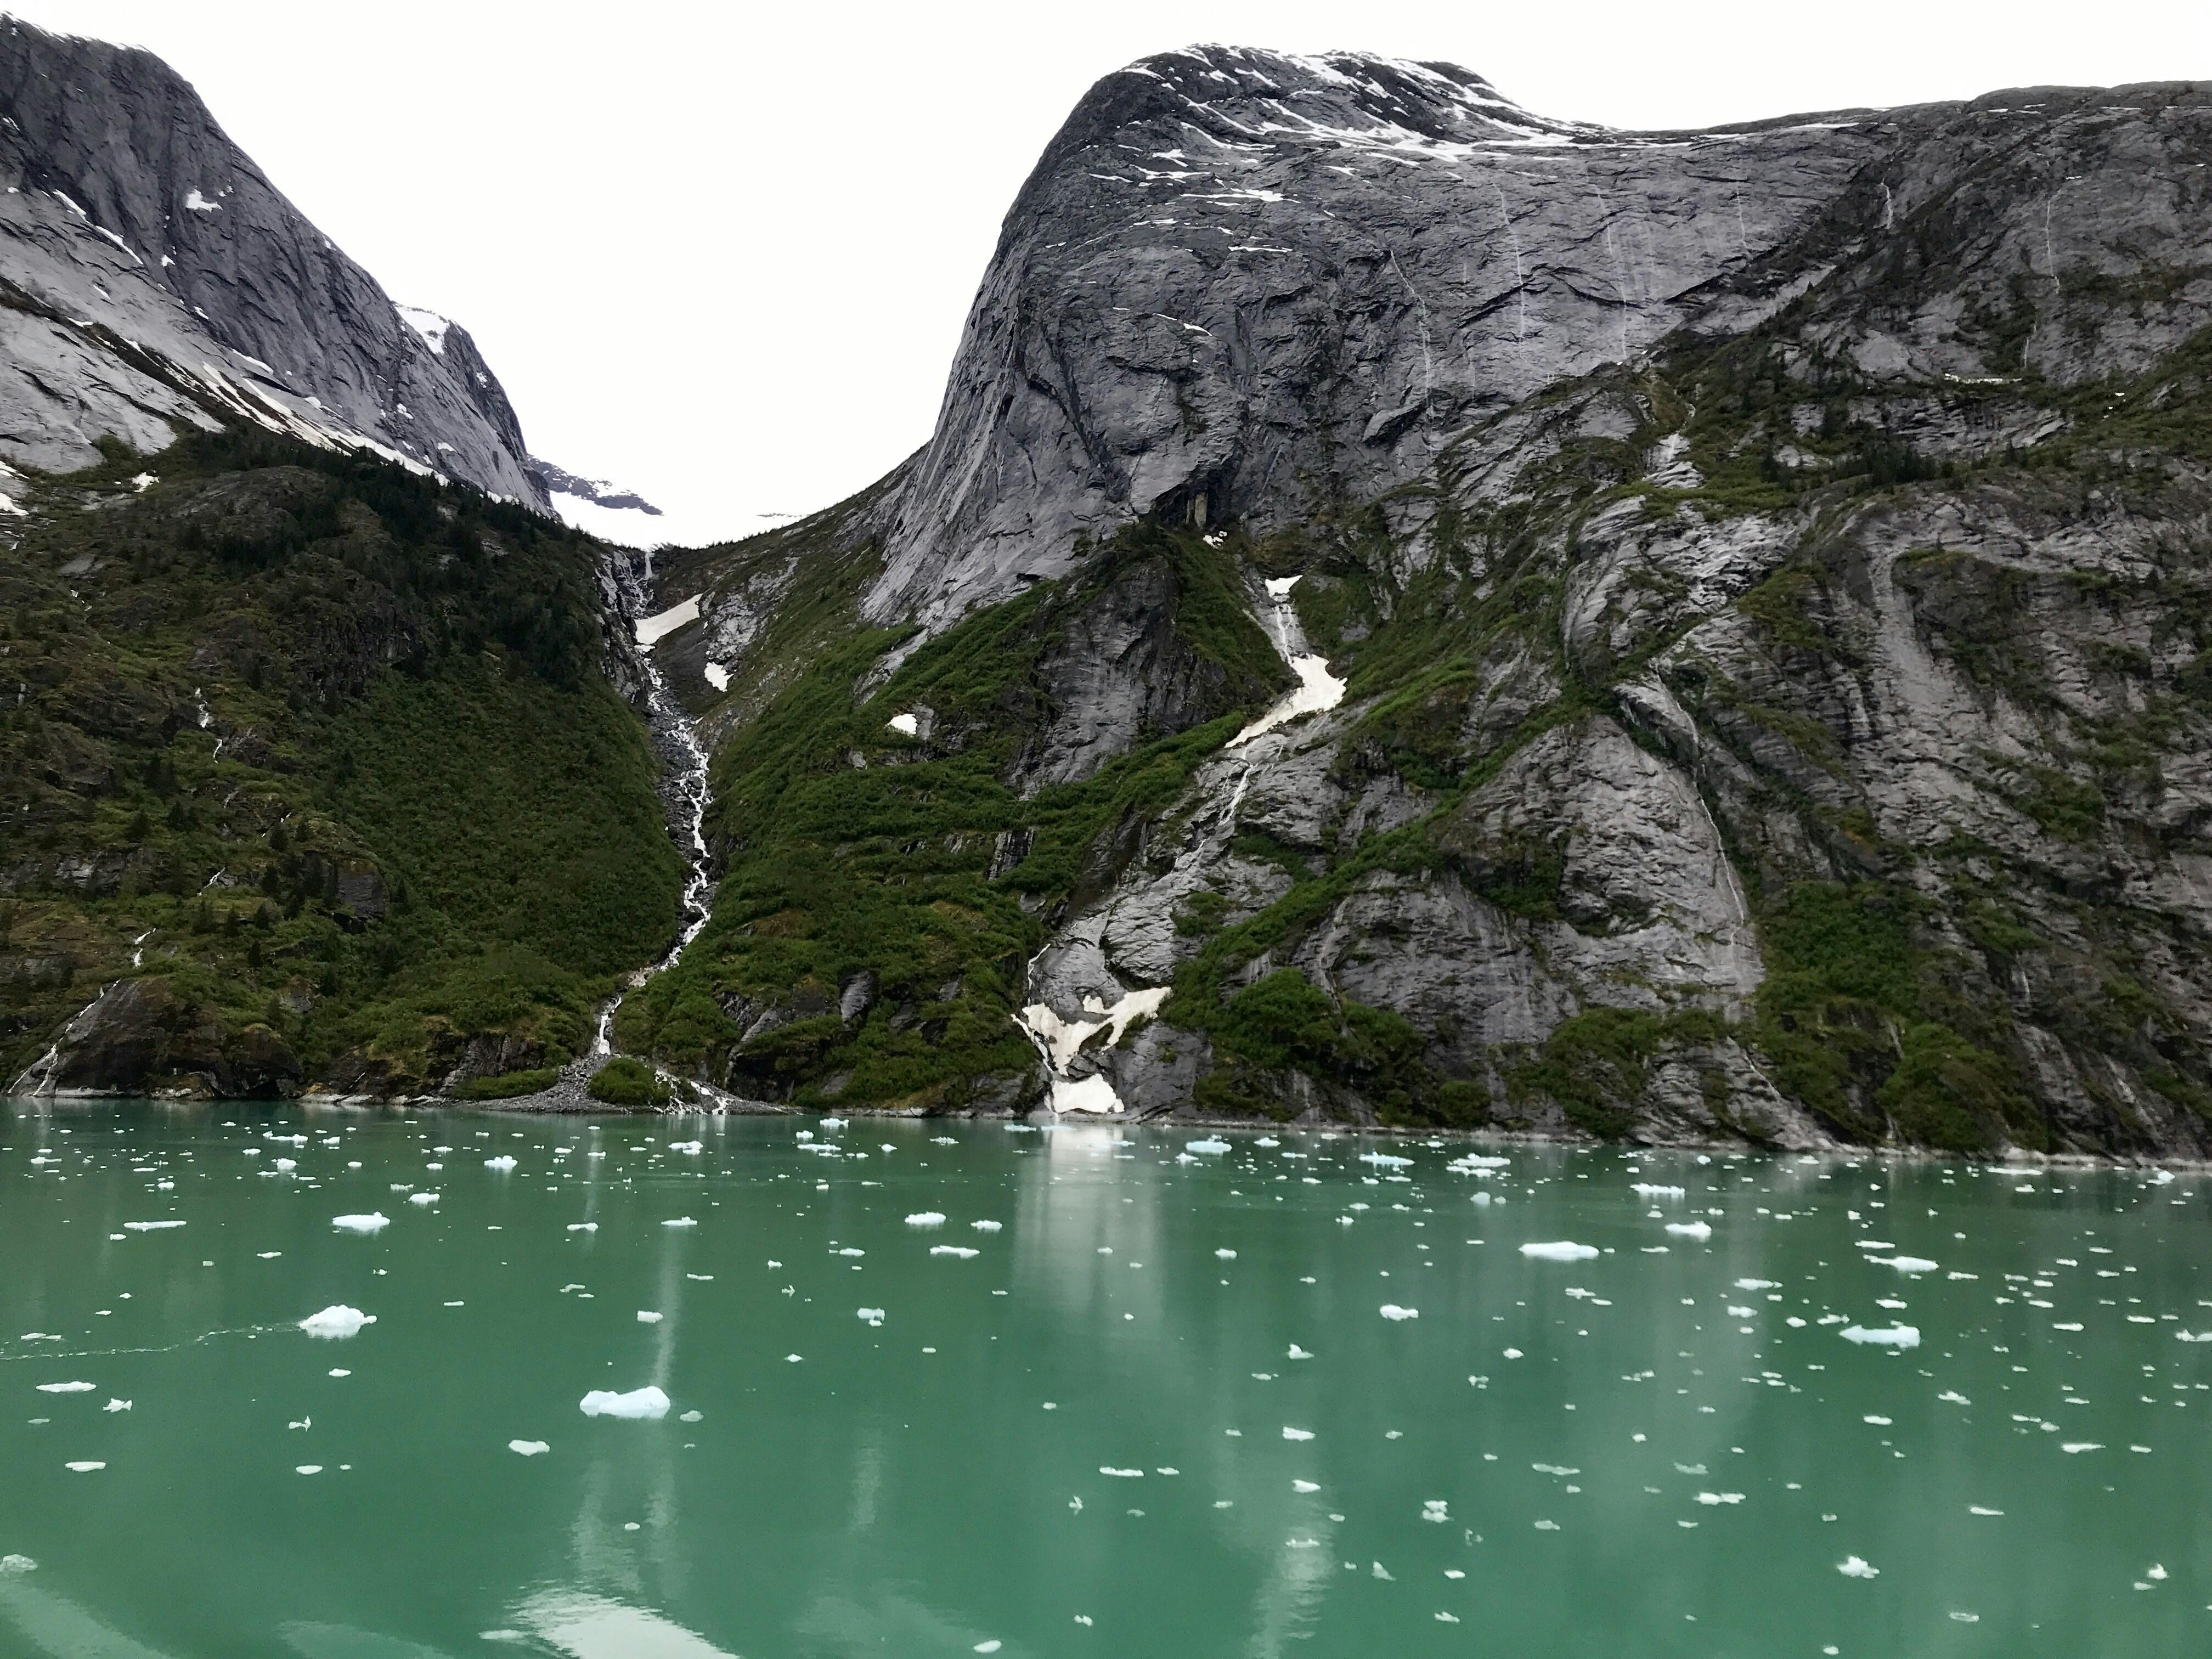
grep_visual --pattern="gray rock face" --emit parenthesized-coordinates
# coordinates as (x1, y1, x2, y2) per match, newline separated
(859, 47, 2212, 632)
(0, 18, 546, 503)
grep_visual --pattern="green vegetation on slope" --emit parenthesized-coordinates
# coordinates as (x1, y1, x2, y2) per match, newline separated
(0, 426, 681, 1094)
(614, 522, 1286, 1108)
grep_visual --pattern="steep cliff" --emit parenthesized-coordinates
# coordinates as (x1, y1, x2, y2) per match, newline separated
(638, 48, 2212, 1159)
(0, 16, 549, 504)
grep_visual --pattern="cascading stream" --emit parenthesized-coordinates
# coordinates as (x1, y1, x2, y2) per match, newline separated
(591, 554, 717, 1065)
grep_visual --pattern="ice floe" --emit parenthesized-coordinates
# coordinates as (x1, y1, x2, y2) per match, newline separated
(330, 1214, 390, 1234)
(1520, 1241, 1600, 1261)
(1839, 1324, 1921, 1348)
(1379, 1305, 1419, 1321)
(299, 1306, 375, 1340)
(579, 1386, 670, 1419)
(509, 1440, 549, 1457)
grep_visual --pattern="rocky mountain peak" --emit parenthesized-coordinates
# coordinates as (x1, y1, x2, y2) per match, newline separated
(0, 14, 546, 505)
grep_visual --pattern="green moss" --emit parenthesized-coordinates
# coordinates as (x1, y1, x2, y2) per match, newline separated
(1508, 1006, 1726, 1139)
(588, 1055, 670, 1108)
(453, 1066, 560, 1101)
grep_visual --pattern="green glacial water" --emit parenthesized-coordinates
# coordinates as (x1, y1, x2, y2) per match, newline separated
(3, 1105, 2210, 1658)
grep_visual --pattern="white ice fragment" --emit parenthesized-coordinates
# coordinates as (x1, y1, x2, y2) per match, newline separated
(579, 1386, 670, 1419)
(331, 1213, 390, 1234)
(662, 1217, 697, 1228)
(636, 1311, 662, 1324)
(905, 1212, 947, 1228)
(1840, 1324, 1921, 1348)
(1632, 1184, 1687, 1199)
(1215, 1249, 1239, 1260)
(971, 1220, 1003, 1233)
(1520, 1241, 1599, 1261)
(930, 1245, 980, 1259)
(65, 1462, 106, 1473)
(1186, 1139, 1231, 1155)
(509, 1440, 549, 1456)
(1874, 1255, 1939, 1273)
(103, 1399, 130, 1413)
(680, 1410, 702, 1423)
(1837, 1556, 1880, 1579)
(36, 1381, 95, 1394)
(1664, 1222, 1713, 1242)
(1359, 1153, 1413, 1169)
(408, 1192, 438, 1206)
(669, 1141, 703, 1155)
(0, 1556, 33, 1574)
(484, 1156, 517, 1172)
(299, 1306, 375, 1340)
(121, 1220, 186, 1231)
(2060, 1442, 2103, 1454)
(567, 1222, 596, 1232)
(1101, 1466, 1144, 1477)
(1288, 1344, 1313, 1359)
(1695, 1492, 1745, 1505)
(1283, 1427, 1314, 1441)
(1734, 1279, 1779, 1291)
(1380, 1305, 1419, 1322)
(857, 1308, 885, 1325)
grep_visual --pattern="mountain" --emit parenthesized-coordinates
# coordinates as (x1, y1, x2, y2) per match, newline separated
(0, 16, 546, 505)
(622, 46, 2212, 1160)
(0, 19, 689, 1098)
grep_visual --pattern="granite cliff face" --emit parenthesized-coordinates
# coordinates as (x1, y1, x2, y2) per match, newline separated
(0, 16, 547, 503)
(633, 47, 2212, 1160)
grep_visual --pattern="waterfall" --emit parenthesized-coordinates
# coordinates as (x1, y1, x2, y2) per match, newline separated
(592, 552, 717, 1064)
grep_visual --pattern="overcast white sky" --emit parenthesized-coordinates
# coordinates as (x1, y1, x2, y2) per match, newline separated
(14, 1, 2212, 544)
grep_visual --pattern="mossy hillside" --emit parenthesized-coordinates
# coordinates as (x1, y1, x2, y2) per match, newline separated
(613, 523, 1286, 1106)
(0, 427, 681, 1092)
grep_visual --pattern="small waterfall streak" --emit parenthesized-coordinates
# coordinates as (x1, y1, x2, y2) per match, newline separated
(593, 555, 716, 1062)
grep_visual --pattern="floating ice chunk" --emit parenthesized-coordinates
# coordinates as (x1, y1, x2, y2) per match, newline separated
(669, 1142, 703, 1155)
(1371, 1562, 1393, 1580)
(1875, 1256, 1939, 1273)
(2060, 1442, 2103, 1454)
(408, 1192, 439, 1206)
(975, 1642, 1002, 1654)
(0, 1556, 32, 1574)
(65, 1462, 105, 1472)
(1968, 1505, 2004, 1516)
(1632, 1184, 1687, 1199)
(579, 1386, 670, 1419)
(1288, 1344, 1313, 1359)
(1283, 1427, 1314, 1441)
(1293, 1479, 1320, 1493)
(1256, 1137, 1280, 1148)
(1863, 1415, 1893, 1426)
(636, 1311, 662, 1324)
(1101, 1466, 1144, 1477)
(1215, 1249, 1238, 1260)
(2176, 1331, 2212, 1343)
(122, 1220, 186, 1231)
(566, 1222, 596, 1232)
(484, 1156, 517, 1171)
(300, 1306, 375, 1340)
(972, 1220, 1003, 1233)
(905, 1212, 947, 1228)
(1939, 1391, 1972, 1405)
(1664, 1221, 1712, 1242)
(331, 1214, 390, 1234)
(1521, 1241, 1600, 1261)
(36, 1381, 95, 1393)
(662, 1217, 697, 1228)
(274, 1159, 297, 1172)
(1695, 1492, 1745, 1505)
(1360, 1153, 1413, 1169)
(1837, 1556, 1879, 1579)
(1853, 1240, 1894, 1250)
(509, 1440, 549, 1456)
(819, 1117, 848, 1130)
(1421, 1499, 1449, 1522)
(930, 1245, 980, 1259)
(1380, 1305, 1419, 1322)
(857, 1308, 885, 1325)
(104, 1399, 130, 1413)
(1734, 1279, 1779, 1291)
(680, 1410, 702, 1423)
(296, 1465, 323, 1476)
(1186, 1139, 1231, 1155)
(1840, 1324, 1921, 1348)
